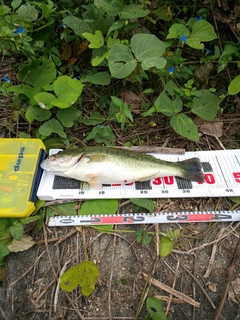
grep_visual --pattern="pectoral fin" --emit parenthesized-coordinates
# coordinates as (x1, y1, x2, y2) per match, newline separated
(137, 174, 156, 181)
(86, 173, 103, 190)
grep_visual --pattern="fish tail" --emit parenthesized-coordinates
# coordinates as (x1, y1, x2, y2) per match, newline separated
(178, 158, 205, 182)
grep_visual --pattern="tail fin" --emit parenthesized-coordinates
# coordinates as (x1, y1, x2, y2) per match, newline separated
(179, 158, 205, 182)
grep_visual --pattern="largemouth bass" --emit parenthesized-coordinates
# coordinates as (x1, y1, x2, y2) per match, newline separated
(40, 146, 205, 189)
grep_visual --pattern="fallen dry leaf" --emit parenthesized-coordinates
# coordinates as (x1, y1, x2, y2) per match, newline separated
(207, 281, 217, 292)
(228, 277, 240, 304)
(198, 120, 223, 137)
(121, 90, 141, 113)
(8, 235, 35, 252)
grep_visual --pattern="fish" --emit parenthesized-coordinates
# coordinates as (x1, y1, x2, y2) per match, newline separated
(40, 146, 205, 189)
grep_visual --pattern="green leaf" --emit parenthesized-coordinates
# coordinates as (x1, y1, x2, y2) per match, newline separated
(34, 92, 55, 109)
(83, 111, 105, 126)
(82, 30, 104, 48)
(167, 23, 189, 39)
(130, 198, 155, 212)
(119, 4, 149, 19)
(92, 50, 109, 67)
(155, 91, 182, 116)
(85, 125, 116, 146)
(191, 90, 221, 120)
(94, 0, 120, 16)
(60, 261, 99, 296)
(108, 43, 137, 79)
(52, 76, 83, 108)
(11, 0, 22, 10)
(9, 84, 43, 105)
(82, 72, 111, 85)
(9, 223, 24, 241)
(187, 20, 217, 49)
(146, 297, 168, 320)
(160, 236, 173, 257)
(122, 102, 133, 122)
(17, 59, 56, 88)
(79, 199, 118, 215)
(131, 34, 167, 69)
(141, 57, 166, 70)
(79, 199, 118, 233)
(46, 202, 79, 218)
(228, 75, 240, 95)
(39, 119, 66, 138)
(62, 16, 92, 37)
(17, 3, 38, 21)
(170, 114, 199, 141)
(107, 20, 124, 37)
(54, 76, 83, 97)
(0, 246, 9, 262)
(57, 107, 81, 128)
(26, 105, 51, 123)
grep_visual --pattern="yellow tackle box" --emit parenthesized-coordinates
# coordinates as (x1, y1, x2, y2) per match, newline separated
(0, 138, 46, 218)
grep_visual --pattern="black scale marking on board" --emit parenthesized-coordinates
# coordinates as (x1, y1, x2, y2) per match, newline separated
(53, 176, 80, 189)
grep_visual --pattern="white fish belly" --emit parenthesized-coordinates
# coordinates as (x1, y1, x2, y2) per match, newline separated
(65, 159, 161, 184)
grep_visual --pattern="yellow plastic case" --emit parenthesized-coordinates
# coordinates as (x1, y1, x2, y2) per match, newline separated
(0, 138, 46, 218)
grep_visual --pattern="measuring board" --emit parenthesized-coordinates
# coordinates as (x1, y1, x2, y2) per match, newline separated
(47, 210, 240, 226)
(37, 149, 240, 200)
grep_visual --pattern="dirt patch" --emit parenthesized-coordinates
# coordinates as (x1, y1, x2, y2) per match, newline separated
(1, 200, 240, 320)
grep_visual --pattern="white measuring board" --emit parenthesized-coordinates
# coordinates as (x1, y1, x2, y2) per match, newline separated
(37, 149, 240, 201)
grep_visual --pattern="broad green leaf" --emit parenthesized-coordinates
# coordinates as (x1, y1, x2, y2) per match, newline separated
(108, 43, 137, 79)
(34, 92, 55, 109)
(107, 20, 124, 37)
(39, 119, 66, 138)
(51, 92, 79, 108)
(85, 125, 116, 146)
(187, 20, 217, 49)
(119, 4, 149, 19)
(170, 114, 199, 141)
(131, 34, 168, 62)
(17, 3, 38, 21)
(17, 59, 56, 88)
(92, 50, 109, 67)
(155, 91, 182, 116)
(9, 84, 43, 105)
(82, 72, 111, 85)
(229, 197, 240, 204)
(83, 111, 105, 126)
(53, 76, 83, 97)
(79, 199, 118, 233)
(159, 236, 173, 257)
(191, 90, 221, 120)
(191, 20, 217, 42)
(111, 96, 123, 108)
(146, 297, 168, 320)
(141, 57, 166, 70)
(94, 0, 119, 15)
(57, 107, 81, 128)
(130, 198, 155, 212)
(62, 16, 92, 37)
(60, 261, 99, 296)
(79, 199, 118, 215)
(0, 246, 9, 261)
(46, 202, 78, 217)
(82, 30, 104, 49)
(228, 75, 240, 95)
(166, 23, 189, 39)
(26, 105, 51, 123)
(9, 223, 24, 241)
(11, 0, 22, 10)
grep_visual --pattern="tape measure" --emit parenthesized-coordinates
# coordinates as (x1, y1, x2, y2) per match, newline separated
(46, 210, 240, 226)
(37, 149, 240, 200)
